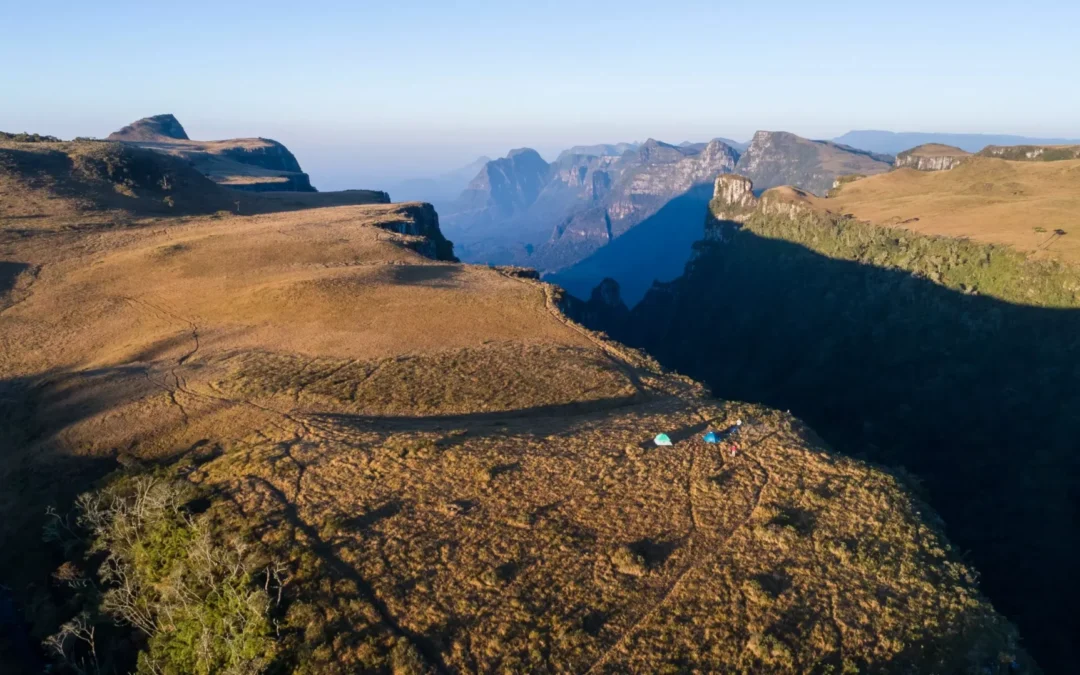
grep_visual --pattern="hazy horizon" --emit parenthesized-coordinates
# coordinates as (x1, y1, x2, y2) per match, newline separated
(3, 0, 1079, 191)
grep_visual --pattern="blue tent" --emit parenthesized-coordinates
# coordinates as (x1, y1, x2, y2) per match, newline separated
(703, 431, 719, 444)
(653, 433, 672, 446)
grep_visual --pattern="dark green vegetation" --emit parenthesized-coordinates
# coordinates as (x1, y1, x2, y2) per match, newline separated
(591, 199, 1080, 672)
(39, 473, 279, 674)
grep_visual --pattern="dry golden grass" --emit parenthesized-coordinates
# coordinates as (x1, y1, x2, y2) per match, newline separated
(0, 178, 1035, 671)
(901, 144, 971, 158)
(816, 156, 1080, 263)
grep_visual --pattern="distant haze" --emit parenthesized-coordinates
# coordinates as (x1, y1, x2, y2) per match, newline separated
(2, 1, 1079, 191)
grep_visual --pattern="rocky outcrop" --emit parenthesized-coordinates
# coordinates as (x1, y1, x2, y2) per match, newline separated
(711, 174, 757, 217)
(978, 144, 1080, 161)
(107, 114, 189, 142)
(107, 115, 316, 193)
(223, 173, 314, 192)
(735, 131, 892, 196)
(382, 202, 457, 261)
(217, 140, 303, 173)
(895, 144, 970, 171)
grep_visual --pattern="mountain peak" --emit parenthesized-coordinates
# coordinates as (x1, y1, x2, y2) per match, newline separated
(507, 147, 542, 160)
(107, 114, 189, 142)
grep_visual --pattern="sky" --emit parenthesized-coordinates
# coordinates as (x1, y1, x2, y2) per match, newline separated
(3, 0, 1079, 191)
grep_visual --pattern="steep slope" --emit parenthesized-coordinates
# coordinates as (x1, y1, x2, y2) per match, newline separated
(108, 114, 317, 192)
(0, 137, 390, 232)
(0, 169, 1034, 673)
(586, 171, 1080, 671)
(735, 131, 893, 196)
(454, 148, 552, 220)
(894, 143, 971, 171)
(445, 139, 739, 300)
(0, 137, 236, 222)
(107, 113, 190, 142)
(538, 139, 739, 270)
(835, 130, 1080, 155)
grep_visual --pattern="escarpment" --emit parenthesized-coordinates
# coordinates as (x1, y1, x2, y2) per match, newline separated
(978, 144, 1080, 161)
(895, 143, 971, 171)
(0, 135, 1037, 673)
(107, 114, 317, 192)
(581, 170, 1080, 671)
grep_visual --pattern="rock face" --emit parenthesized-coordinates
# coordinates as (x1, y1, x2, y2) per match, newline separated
(579, 178, 1080, 671)
(457, 148, 551, 218)
(107, 114, 189, 142)
(107, 115, 316, 193)
(735, 131, 893, 196)
(712, 174, 757, 214)
(977, 144, 1080, 161)
(444, 139, 740, 303)
(895, 144, 971, 171)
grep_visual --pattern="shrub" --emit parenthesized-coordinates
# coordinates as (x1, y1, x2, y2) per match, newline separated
(47, 477, 282, 675)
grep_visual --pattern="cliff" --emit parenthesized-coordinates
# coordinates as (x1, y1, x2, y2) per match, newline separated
(978, 144, 1080, 161)
(895, 143, 971, 171)
(1, 170, 1036, 672)
(735, 131, 893, 196)
(579, 173, 1080, 670)
(107, 115, 316, 193)
(444, 139, 740, 303)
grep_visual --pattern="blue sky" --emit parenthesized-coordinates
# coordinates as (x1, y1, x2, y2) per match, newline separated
(3, 0, 1079, 190)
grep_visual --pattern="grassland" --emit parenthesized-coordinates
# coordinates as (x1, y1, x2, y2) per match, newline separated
(815, 156, 1080, 263)
(0, 140, 1035, 673)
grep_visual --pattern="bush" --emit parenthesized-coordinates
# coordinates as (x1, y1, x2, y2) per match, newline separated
(46, 477, 282, 675)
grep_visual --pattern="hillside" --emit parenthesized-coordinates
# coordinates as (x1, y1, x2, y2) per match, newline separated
(581, 170, 1080, 671)
(0, 150, 1035, 673)
(0, 137, 390, 232)
(819, 156, 1080, 263)
(107, 114, 317, 192)
(734, 131, 893, 196)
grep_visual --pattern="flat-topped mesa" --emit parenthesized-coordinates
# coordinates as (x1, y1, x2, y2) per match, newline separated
(107, 113, 189, 142)
(107, 114, 316, 192)
(978, 144, 1080, 162)
(895, 144, 971, 171)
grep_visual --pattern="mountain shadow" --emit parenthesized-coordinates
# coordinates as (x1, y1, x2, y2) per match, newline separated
(545, 184, 713, 305)
(602, 225, 1080, 672)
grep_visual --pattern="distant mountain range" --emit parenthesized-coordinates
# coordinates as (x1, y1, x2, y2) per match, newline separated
(438, 131, 893, 303)
(834, 130, 1080, 155)
(379, 128, 1079, 305)
(388, 155, 491, 205)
